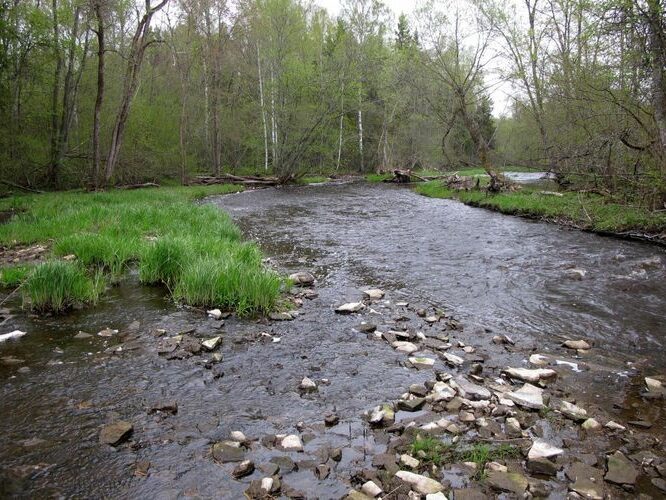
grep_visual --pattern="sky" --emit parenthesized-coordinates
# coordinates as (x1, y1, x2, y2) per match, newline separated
(313, 0, 514, 117)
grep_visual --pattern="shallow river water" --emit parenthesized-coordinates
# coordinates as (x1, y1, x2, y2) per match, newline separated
(0, 182, 664, 498)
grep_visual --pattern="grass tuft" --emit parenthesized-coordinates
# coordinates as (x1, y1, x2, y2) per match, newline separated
(0, 265, 32, 288)
(139, 239, 189, 288)
(22, 261, 103, 312)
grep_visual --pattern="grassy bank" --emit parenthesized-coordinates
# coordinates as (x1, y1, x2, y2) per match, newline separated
(415, 181, 666, 238)
(366, 166, 537, 183)
(0, 185, 283, 314)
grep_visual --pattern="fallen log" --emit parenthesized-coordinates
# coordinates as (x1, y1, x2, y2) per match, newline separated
(0, 179, 44, 194)
(191, 174, 281, 186)
(116, 182, 160, 190)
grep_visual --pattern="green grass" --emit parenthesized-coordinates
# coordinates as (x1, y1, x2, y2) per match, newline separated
(23, 261, 103, 312)
(0, 185, 283, 315)
(415, 182, 666, 235)
(410, 436, 453, 467)
(0, 265, 33, 288)
(458, 443, 522, 480)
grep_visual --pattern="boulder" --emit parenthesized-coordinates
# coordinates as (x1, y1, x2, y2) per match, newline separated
(395, 470, 445, 495)
(289, 272, 315, 286)
(281, 435, 304, 452)
(486, 470, 528, 495)
(563, 339, 590, 350)
(566, 462, 605, 500)
(99, 421, 133, 446)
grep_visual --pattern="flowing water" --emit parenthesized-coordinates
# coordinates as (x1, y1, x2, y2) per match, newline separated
(0, 181, 664, 498)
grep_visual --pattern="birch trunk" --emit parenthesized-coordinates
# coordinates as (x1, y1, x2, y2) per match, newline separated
(257, 44, 269, 171)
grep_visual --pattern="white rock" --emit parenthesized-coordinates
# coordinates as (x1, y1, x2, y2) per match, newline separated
(289, 271, 315, 286)
(207, 308, 223, 319)
(506, 417, 522, 435)
(392, 341, 419, 354)
(506, 383, 545, 410)
(605, 421, 626, 431)
(645, 377, 663, 392)
(425, 493, 448, 500)
(400, 454, 420, 468)
(409, 356, 435, 369)
(503, 367, 557, 383)
(0, 330, 26, 342)
(425, 316, 439, 323)
(559, 401, 588, 421)
(201, 336, 222, 351)
(97, 328, 118, 337)
(361, 480, 383, 497)
(529, 354, 549, 366)
(566, 268, 587, 280)
(442, 352, 464, 366)
(261, 477, 274, 491)
(486, 461, 507, 472)
(335, 302, 365, 314)
(563, 339, 591, 350)
(395, 470, 445, 495)
(451, 376, 491, 400)
(281, 434, 303, 451)
(300, 377, 317, 392)
(363, 289, 385, 300)
(230, 431, 246, 442)
(528, 438, 564, 460)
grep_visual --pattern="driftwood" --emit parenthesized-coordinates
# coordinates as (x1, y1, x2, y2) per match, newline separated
(190, 174, 282, 186)
(0, 179, 44, 194)
(383, 169, 447, 183)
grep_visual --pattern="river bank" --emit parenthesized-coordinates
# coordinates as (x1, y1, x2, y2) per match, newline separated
(1, 183, 664, 498)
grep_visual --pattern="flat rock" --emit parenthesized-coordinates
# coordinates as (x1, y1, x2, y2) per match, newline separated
(503, 367, 557, 383)
(563, 339, 590, 350)
(99, 421, 133, 446)
(281, 434, 304, 452)
(0, 330, 26, 342)
(393, 341, 419, 354)
(506, 383, 545, 410)
(73, 331, 92, 339)
(451, 376, 491, 400)
(335, 302, 365, 314)
(528, 439, 564, 460)
(201, 336, 222, 351)
(97, 328, 118, 337)
(605, 451, 638, 486)
(395, 470, 444, 495)
(486, 470, 528, 495)
(212, 442, 245, 463)
(441, 352, 464, 367)
(397, 398, 426, 412)
(527, 457, 560, 476)
(356, 323, 377, 333)
(451, 489, 486, 500)
(567, 462, 605, 500)
(529, 354, 549, 366)
(409, 356, 435, 369)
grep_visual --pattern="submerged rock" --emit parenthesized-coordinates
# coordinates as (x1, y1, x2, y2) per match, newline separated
(97, 328, 118, 337)
(212, 442, 245, 463)
(148, 400, 178, 415)
(395, 470, 445, 495)
(73, 331, 92, 339)
(99, 421, 133, 446)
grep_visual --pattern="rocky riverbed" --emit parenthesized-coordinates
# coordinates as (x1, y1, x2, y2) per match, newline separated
(1, 182, 664, 498)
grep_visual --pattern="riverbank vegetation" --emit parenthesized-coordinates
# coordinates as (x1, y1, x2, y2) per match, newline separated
(415, 182, 666, 238)
(0, 186, 283, 314)
(1, 0, 663, 213)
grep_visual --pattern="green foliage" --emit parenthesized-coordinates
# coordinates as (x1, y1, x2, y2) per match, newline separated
(459, 443, 521, 480)
(0, 265, 32, 288)
(410, 435, 453, 467)
(23, 261, 102, 312)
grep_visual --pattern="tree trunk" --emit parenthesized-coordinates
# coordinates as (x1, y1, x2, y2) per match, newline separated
(257, 44, 269, 171)
(92, 1, 105, 188)
(647, 0, 666, 166)
(357, 87, 364, 171)
(48, 0, 63, 188)
(336, 81, 345, 172)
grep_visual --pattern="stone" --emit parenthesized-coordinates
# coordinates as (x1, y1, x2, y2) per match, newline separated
(567, 462, 604, 500)
(528, 457, 560, 476)
(503, 367, 557, 383)
(148, 400, 178, 415)
(335, 302, 365, 314)
(232, 460, 255, 479)
(425, 315, 439, 323)
(529, 439, 564, 460)
(281, 435, 304, 452)
(441, 352, 464, 367)
(398, 398, 426, 412)
(356, 323, 377, 333)
(207, 309, 223, 319)
(270, 311, 294, 321)
(605, 451, 638, 486)
(299, 377, 317, 393)
(566, 269, 587, 280)
(628, 419, 652, 428)
(605, 420, 626, 431)
(563, 339, 590, 350)
(409, 356, 435, 369)
(99, 421, 133, 446)
(212, 442, 245, 463)
(346, 490, 374, 500)
(230, 431, 247, 442)
(529, 354, 549, 366)
(324, 413, 339, 426)
(363, 289, 385, 300)
(506, 417, 522, 437)
(97, 328, 118, 337)
(559, 401, 588, 421)
(393, 341, 419, 354)
(330, 448, 343, 462)
(581, 418, 601, 431)
(652, 478, 666, 492)
(459, 410, 476, 422)
(506, 383, 545, 410)
(409, 384, 429, 397)
(270, 455, 296, 472)
(395, 470, 445, 495)
(289, 272, 315, 286)
(450, 377, 491, 401)
(315, 464, 330, 480)
(451, 489, 485, 500)
(486, 470, 529, 495)
(201, 336, 222, 351)
(361, 480, 383, 497)
(645, 377, 663, 393)
(492, 334, 515, 345)
(400, 454, 420, 468)
(425, 494, 447, 500)
(369, 404, 395, 426)
(73, 331, 92, 339)
(0, 330, 26, 342)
